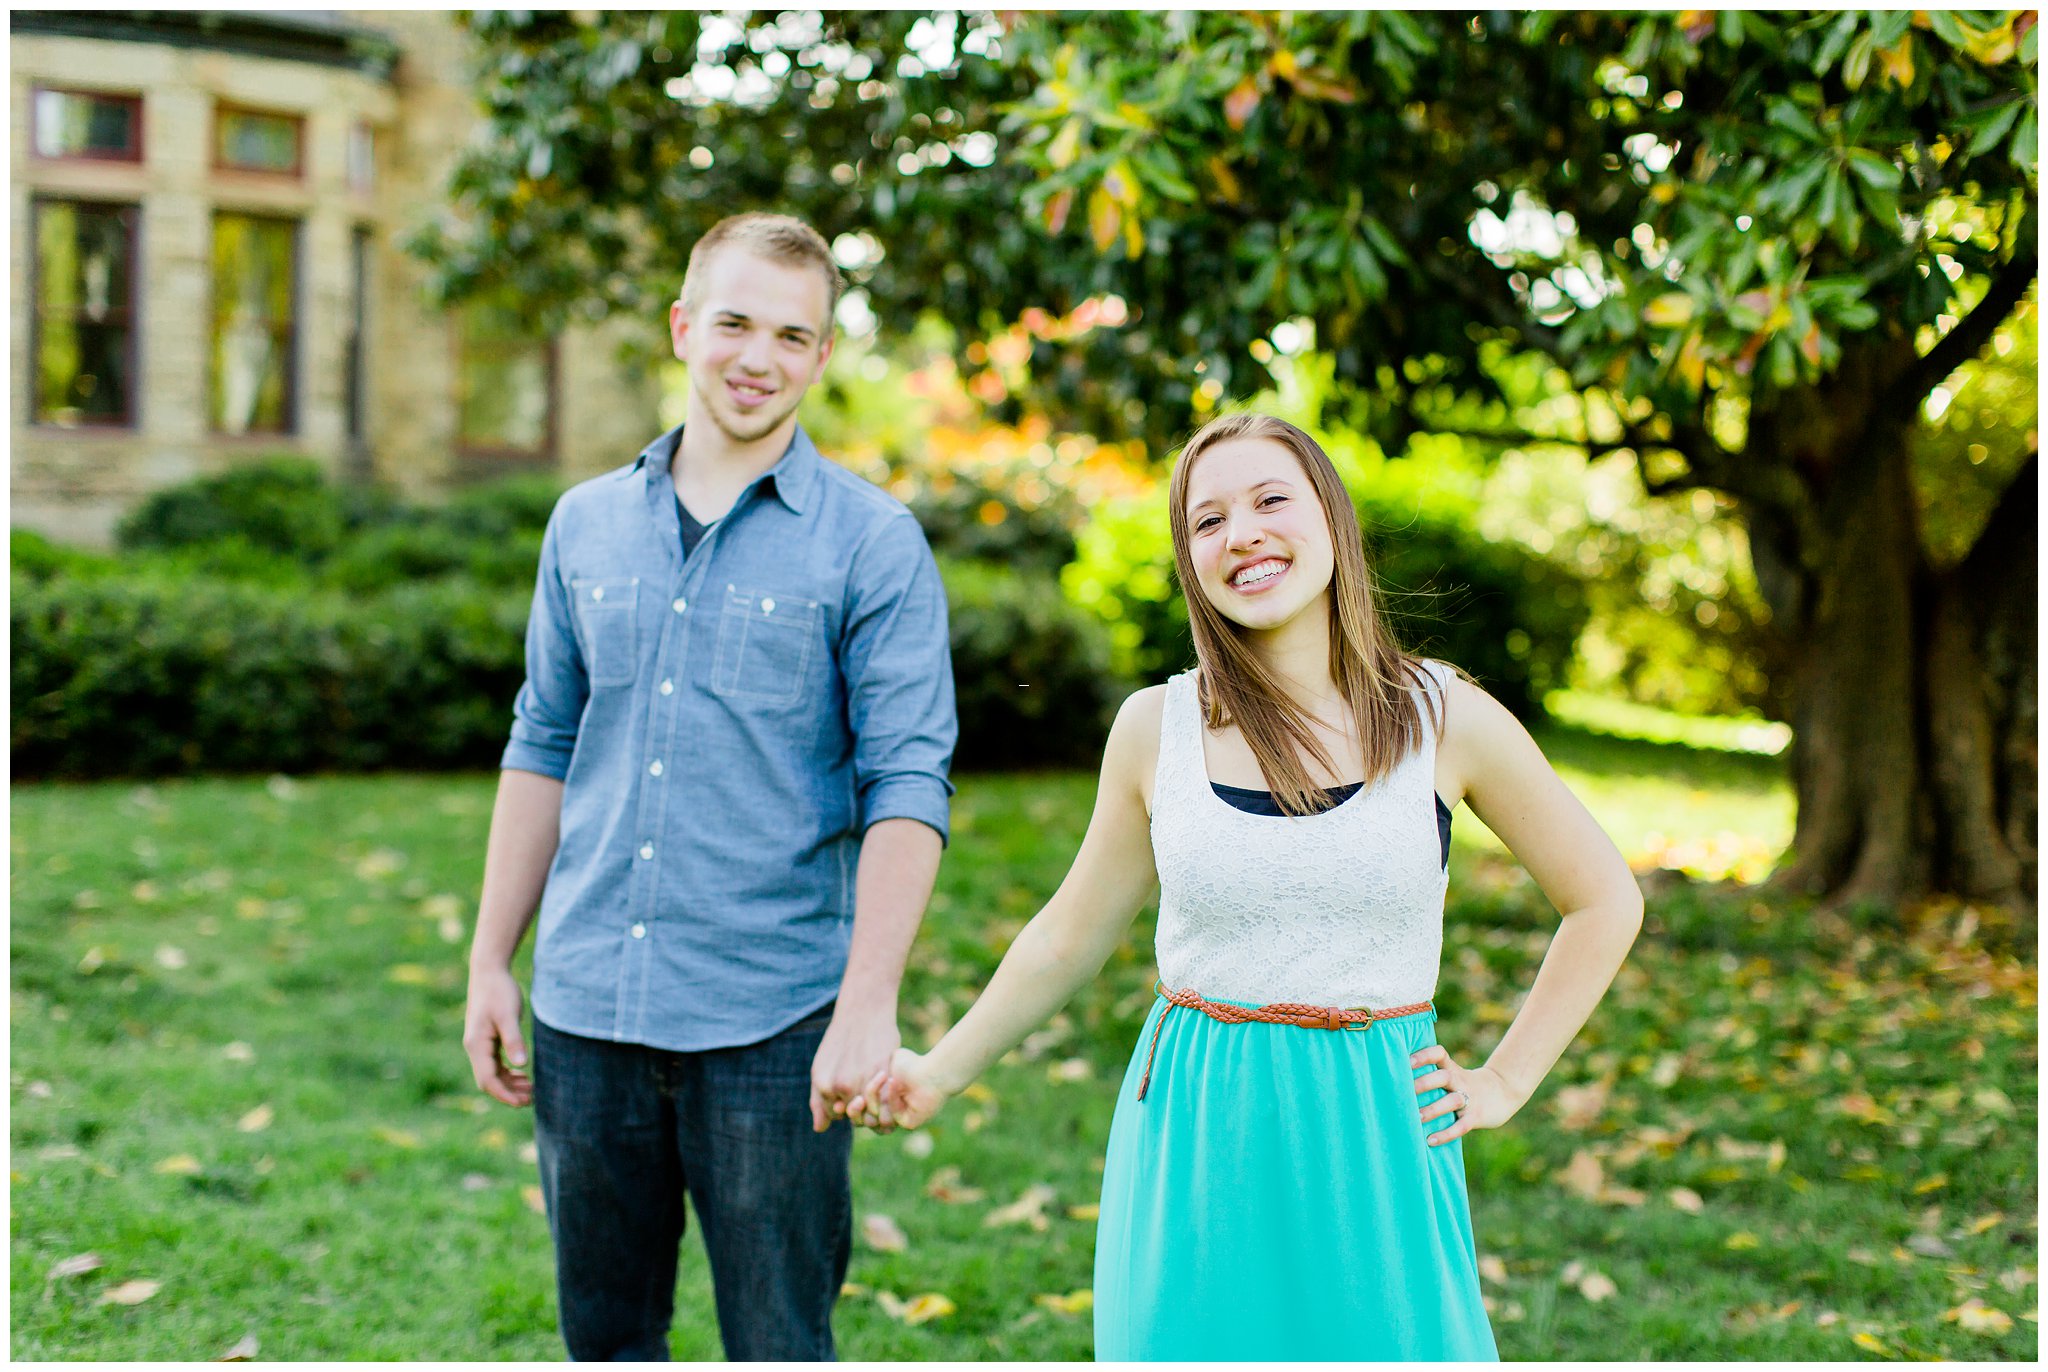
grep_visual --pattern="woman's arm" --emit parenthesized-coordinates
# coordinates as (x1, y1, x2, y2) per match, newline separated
(1416, 676, 1645, 1144)
(863, 687, 1164, 1127)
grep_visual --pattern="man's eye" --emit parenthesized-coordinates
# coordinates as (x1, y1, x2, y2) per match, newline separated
(717, 320, 742, 331)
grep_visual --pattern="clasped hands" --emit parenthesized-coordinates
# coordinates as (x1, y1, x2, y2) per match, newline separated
(808, 1008, 950, 1134)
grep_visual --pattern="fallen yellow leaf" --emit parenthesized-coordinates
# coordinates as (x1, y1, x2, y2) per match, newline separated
(1726, 1231, 1761, 1250)
(1943, 1298, 2015, 1334)
(1578, 1271, 1618, 1301)
(1555, 1149, 1604, 1201)
(522, 1184, 547, 1215)
(877, 1291, 955, 1325)
(153, 1155, 203, 1176)
(237, 1104, 273, 1134)
(1066, 1203, 1100, 1222)
(1968, 1212, 2003, 1235)
(924, 1165, 985, 1205)
(1033, 1289, 1094, 1315)
(387, 964, 433, 986)
(218, 1333, 259, 1361)
(1912, 1173, 1948, 1194)
(1850, 1331, 1891, 1355)
(1667, 1187, 1706, 1214)
(861, 1213, 909, 1253)
(1478, 1255, 1509, 1285)
(984, 1183, 1057, 1232)
(372, 1126, 419, 1149)
(100, 1279, 162, 1306)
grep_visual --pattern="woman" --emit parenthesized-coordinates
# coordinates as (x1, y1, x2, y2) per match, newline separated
(854, 412, 1644, 1359)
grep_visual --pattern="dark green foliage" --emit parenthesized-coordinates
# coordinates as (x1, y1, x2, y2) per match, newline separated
(1369, 517, 1589, 720)
(909, 472, 1080, 577)
(941, 557, 1133, 770)
(10, 573, 529, 779)
(116, 459, 402, 560)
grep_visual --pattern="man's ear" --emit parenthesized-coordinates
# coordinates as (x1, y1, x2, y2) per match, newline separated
(813, 331, 836, 381)
(668, 299, 690, 361)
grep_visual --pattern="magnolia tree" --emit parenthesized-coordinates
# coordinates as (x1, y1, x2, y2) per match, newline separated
(415, 9, 2037, 913)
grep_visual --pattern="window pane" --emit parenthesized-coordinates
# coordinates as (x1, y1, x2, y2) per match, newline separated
(34, 90, 138, 159)
(459, 308, 551, 452)
(212, 215, 297, 434)
(38, 319, 130, 425)
(34, 202, 136, 426)
(37, 202, 134, 317)
(348, 123, 375, 192)
(217, 108, 299, 173)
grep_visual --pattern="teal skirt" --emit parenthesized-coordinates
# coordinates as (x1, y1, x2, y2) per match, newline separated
(1094, 993, 1499, 1361)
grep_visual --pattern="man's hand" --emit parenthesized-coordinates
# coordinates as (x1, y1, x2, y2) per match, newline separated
(464, 965, 532, 1108)
(809, 1007, 901, 1132)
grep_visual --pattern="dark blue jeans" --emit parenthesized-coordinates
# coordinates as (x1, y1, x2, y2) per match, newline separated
(531, 1007, 852, 1361)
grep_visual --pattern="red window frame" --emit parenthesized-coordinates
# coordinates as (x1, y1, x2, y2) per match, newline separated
(212, 102, 305, 178)
(29, 86, 144, 164)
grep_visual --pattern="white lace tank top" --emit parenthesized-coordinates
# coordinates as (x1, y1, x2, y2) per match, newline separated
(1149, 660, 1453, 1008)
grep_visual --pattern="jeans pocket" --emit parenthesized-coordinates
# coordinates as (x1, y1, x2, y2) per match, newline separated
(571, 577, 640, 689)
(711, 585, 819, 706)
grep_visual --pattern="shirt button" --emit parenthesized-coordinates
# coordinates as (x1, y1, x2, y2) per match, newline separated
(761, 597, 776, 614)
(648, 760, 663, 777)
(591, 586, 605, 601)
(630, 923, 646, 939)
(659, 679, 674, 695)
(672, 597, 687, 613)
(638, 843, 654, 860)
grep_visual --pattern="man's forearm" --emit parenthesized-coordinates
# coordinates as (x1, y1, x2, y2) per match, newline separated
(470, 769, 565, 972)
(836, 817, 944, 1016)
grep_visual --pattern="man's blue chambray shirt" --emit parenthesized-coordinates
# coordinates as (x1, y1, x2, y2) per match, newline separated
(501, 423, 957, 1052)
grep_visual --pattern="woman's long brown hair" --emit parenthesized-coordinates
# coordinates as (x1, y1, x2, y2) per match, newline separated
(1167, 412, 1462, 816)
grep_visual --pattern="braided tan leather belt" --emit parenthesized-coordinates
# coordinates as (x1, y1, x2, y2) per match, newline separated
(1136, 982, 1436, 1101)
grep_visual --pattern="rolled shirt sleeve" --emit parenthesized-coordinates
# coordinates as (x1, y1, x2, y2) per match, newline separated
(501, 509, 589, 780)
(838, 512, 958, 844)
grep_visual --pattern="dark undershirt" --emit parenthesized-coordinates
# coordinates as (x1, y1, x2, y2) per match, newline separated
(676, 496, 714, 561)
(1211, 781, 1453, 872)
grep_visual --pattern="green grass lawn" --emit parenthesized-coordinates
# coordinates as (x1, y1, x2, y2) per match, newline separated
(10, 722, 2037, 1360)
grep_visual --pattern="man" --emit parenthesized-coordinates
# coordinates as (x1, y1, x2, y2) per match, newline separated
(463, 212, 955, 1361)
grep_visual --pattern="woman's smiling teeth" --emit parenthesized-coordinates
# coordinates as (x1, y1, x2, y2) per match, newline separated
(1231, 558, 1290, 590)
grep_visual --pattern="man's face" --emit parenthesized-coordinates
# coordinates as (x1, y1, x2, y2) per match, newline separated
(669, 247, 835, 446)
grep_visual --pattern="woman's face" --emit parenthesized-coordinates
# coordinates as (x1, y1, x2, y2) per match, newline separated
(1182, 437, 1336, 634)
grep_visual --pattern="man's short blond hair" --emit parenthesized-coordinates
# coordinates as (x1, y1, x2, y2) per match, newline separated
(679, 213, 843, 325)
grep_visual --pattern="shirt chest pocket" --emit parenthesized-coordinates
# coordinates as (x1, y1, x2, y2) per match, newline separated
(712, 585, 821, 707)
(571, 577, 640, 689)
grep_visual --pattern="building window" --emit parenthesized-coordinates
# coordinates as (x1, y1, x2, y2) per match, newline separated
(32, 88, 143, 162)
(348, 122, 375, 194)
(31, 200, 139, 428)
(211, 214, 298, 435)
(215, 104, 302, 176)
(457, 303, 555, 460)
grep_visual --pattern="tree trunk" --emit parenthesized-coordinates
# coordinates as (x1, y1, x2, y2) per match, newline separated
(1746, 375, 2037, 917)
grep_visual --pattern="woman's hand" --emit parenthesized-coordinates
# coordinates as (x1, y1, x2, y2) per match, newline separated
(848, 1047, 955, 1132)
(1410, 1044, 1525, 1147)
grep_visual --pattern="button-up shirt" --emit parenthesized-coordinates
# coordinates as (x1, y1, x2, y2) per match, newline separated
(502, 423, 957, 1051)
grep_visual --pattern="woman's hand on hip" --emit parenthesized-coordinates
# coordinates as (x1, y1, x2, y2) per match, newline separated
(1411, 1044, 1524, 1147)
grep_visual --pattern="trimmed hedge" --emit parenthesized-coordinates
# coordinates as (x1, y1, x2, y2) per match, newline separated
(11, 573, 530, 778)
(11, 555, 1133, 779)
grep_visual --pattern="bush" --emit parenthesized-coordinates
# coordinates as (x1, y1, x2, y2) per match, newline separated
(116, 458, 402, 560)
(12, 571, 527, 778)
(910, 470, 1080, 577)
(941, 557, 1134, 771)
(9, 528, 121, 583)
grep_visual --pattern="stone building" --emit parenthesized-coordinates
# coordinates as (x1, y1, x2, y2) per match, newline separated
(11, 10, 661, 545)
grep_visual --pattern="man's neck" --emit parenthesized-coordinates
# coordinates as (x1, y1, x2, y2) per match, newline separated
(673, 414, 798, 520)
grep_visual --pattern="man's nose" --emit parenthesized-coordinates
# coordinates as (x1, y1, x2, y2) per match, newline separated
(737, 332, 774, 372)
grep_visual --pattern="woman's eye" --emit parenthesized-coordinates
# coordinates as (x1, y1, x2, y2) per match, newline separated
(1195, 516, 1220, 532)
(1260, 494, 1287, 508)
